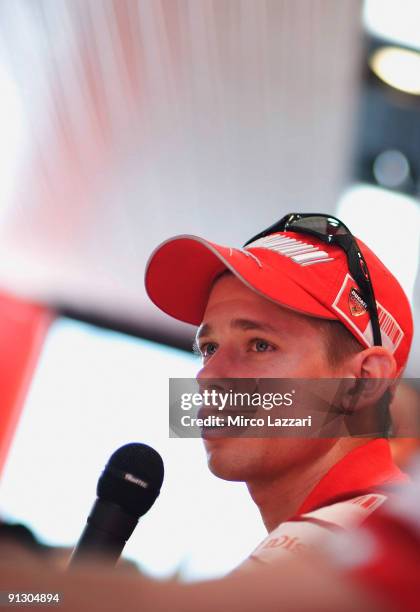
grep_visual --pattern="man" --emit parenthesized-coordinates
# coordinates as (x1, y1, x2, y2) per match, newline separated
(1, 214, 416, 611)
(145, 213, 413, 565)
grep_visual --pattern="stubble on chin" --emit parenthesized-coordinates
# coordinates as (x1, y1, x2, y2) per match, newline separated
(204, 439, 262, 482)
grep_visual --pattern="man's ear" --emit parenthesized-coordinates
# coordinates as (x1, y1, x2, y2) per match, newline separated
(340, 347, 397, 413)
(350, 346, 397, 379)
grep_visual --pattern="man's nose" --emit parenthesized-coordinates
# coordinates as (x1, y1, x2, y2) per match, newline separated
(196, 351, 235, 399)
(196, 347, 235, 384)
(196, 349, 259, 404)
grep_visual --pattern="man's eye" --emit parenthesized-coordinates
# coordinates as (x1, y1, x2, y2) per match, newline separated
(251, 339, 274, 352)
(201, 342, 218, 357)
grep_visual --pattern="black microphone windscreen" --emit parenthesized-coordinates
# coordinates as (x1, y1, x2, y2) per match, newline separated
(97, 443, 164, 518)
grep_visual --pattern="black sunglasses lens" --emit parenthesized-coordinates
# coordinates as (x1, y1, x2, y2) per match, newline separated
(286, 215, 347, 237)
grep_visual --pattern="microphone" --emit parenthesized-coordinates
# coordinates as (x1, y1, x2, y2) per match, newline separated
(69, 442, 164, 567)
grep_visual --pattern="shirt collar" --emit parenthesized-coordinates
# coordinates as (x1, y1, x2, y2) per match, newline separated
(297, 439, 408, 515)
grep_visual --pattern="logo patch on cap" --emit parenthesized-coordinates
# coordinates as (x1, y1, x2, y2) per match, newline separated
(348, 287, 368, 317)
(333, 274, 404, 353)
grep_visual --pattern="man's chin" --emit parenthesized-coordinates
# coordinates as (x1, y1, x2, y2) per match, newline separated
(207, 461, 245, 481)
(204, 440, 254, 481)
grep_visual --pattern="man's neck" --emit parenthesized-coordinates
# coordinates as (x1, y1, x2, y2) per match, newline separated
(246, 439, 369, 532)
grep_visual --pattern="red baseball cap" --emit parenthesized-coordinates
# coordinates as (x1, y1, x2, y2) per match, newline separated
(145, 230, 413, 373)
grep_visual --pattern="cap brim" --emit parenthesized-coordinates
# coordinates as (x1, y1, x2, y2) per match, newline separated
(145, 235, 335, 326)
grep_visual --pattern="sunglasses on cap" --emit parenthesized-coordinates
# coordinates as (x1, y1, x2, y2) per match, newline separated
(243, 213, 382, 347)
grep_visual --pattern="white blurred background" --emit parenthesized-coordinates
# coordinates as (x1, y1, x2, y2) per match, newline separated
(0, 0, 419, 580)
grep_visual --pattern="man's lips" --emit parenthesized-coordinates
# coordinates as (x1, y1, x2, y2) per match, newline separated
(196, 407, 259, 420)
(196, 407, 259, 439)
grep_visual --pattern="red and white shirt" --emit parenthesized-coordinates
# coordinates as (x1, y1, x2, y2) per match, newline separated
(338, 456, 420, 612)
(239, 440, 408, 568)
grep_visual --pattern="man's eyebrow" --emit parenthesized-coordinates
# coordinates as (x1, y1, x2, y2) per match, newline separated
(231, 318, 278, 333)
(195, 319, 278, 342)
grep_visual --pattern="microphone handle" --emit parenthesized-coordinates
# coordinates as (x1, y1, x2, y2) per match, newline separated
(69, 498, 138, 567)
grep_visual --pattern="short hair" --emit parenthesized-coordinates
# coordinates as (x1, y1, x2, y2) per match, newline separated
(305, 318, 363, 367)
